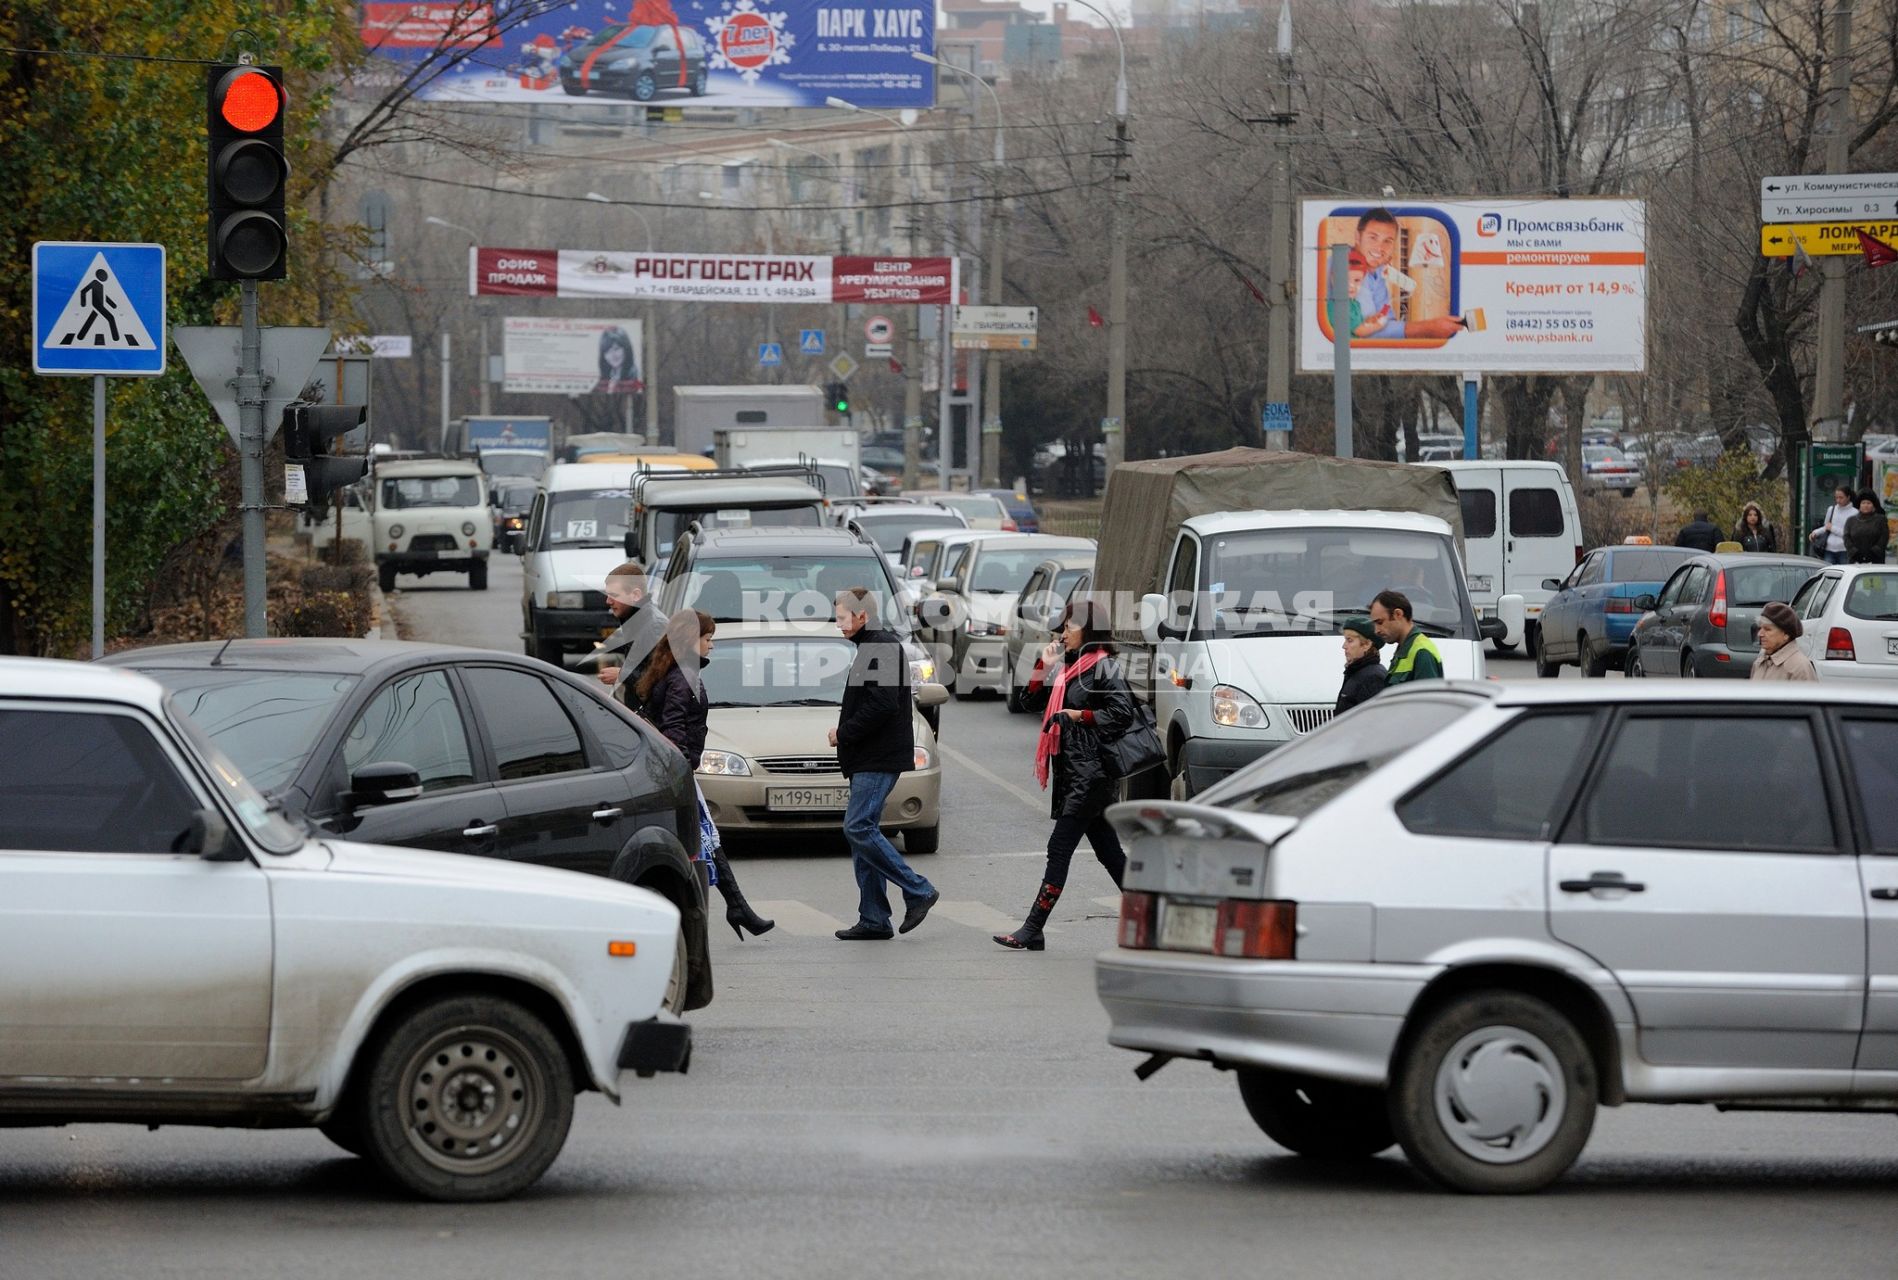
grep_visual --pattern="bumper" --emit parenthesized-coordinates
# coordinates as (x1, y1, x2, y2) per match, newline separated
(616, 1015, 692, 1077)
(1095, 951, 1435, 1087)
(1814, 659, 1898, 681)
(378, 548, 489, 570)
(1178, 734, 1279, 793)
(956, 636, 1010, 690)
(701, 768, 940, 834)
(534, 606, 615, 646)
(1690, 645, 1753, 678)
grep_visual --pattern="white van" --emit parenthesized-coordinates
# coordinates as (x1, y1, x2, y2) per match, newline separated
(518, 461, 667, 665)
(371, 458, 492, 593)
(1434, 460, 1582, 651)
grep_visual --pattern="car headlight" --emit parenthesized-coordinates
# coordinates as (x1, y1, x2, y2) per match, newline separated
(548, 591, 589, 609)
(908, 653, 934, 683)
(913, 745, 933, 769)
(698, 750, 751, 777)
(388, 523, 405, 539)
(1211, 684, 1267, 728)
(462, 521, 477, 536)
(505, 516, 525, 530)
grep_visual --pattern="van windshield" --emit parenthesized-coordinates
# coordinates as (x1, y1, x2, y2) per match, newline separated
(381, 476, 480, 509)
(1197, 527, 1476, 639)
(546, 489, 632, 549)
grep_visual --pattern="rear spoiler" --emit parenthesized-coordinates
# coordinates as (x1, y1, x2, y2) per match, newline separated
(1105, 798, 1299, 847)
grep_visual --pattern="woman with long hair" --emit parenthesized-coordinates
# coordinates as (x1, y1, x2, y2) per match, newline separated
(994, 598, 1138, 951)
(1732, 501, 1778, 553)
(595, 325, 640, 395)
(638, 609, 775, 939)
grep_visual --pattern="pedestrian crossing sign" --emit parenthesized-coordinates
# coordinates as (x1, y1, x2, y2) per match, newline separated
(758, 342, 783, 367)
(799, 329, 826, 355)
(32, 242, 167, 377)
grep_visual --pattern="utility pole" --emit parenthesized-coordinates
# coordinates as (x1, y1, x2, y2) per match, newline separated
(1328, 243, 1353, 458)
(478, 315, 492, 416)
(438, 331, 451, 453)
(1105, 112, 1130, 472)
(1264, 1, 1296, 451)
(1813, 0, 1856, 442)
(904, 187, 924, 492)
(980, 188, 1007, 488)
(238, 281, 268, 637)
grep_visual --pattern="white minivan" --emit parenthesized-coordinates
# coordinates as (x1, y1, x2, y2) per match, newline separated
(1434, 460, 1582, 652)
(519, 461, 654, 665)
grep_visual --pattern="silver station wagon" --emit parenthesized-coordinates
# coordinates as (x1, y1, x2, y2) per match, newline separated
(1096, 681, 1898, 1193)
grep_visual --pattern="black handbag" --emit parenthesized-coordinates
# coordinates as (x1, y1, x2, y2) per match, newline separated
(1101, 699, 1165, 779)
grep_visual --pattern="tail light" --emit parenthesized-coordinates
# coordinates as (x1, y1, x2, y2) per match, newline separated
(1119, 892, 1155, 948)
(1708, 570, 1728, 629)
(1604, 597, 1636, 614)
(1001, 518, 1018, 532)
(1214, 900, 1297, 959)
(1827, 626, 1856, 660)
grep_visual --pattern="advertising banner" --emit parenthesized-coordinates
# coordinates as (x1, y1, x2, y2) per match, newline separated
(361, 0, 935, 110)
(1298, 198, 1646, 373)
(503, 317, 644, 394)
(473, 247, 957, 305)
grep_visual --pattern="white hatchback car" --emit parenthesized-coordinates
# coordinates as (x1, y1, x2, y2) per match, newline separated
(1790, 563, 1898, 678)
(0, 658, 690, 1202)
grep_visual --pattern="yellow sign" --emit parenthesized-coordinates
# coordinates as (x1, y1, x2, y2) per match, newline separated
(1760, 221, 1898, 256)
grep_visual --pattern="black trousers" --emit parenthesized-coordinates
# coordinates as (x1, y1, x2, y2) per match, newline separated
(1043, 808, 1127, 892)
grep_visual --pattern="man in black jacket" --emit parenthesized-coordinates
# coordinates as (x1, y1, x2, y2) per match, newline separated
(1335, 616, 1386, 713)
(593, 562, 666, 712)
(1674, 511, 1722, 553)
(829, 587, 938, 940)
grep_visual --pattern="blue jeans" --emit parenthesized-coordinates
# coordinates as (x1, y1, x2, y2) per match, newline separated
(1824, 549, 1849, 565)
(845, 771, 934, 931)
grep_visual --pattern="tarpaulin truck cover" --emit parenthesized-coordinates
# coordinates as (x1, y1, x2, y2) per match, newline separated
(1091, 448, 1464, 644)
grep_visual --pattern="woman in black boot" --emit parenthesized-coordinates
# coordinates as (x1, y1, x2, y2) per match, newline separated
(995, 599, 1136, 950)
(639, 609, 775, 940)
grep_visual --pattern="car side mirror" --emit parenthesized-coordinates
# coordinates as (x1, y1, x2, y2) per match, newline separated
(1541, 578, 1565, 592)
(1478, 616, 1508, 643)
(1497, 593, 1527, 647)
(624, 531, 639, 558)
(1139, 592, 1169, 643)
(1634, 593, 1658, 612)
(914, 682, 949, 707)
(935, 577, 961, 594)
(349, 761, 423, 808)
(183, 807, 243, 861)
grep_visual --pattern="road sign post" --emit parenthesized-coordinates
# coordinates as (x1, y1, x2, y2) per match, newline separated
(32, 241, 167, 657)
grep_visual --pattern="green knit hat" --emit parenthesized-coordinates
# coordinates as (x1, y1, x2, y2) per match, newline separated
(1342, 616, 1378, 644)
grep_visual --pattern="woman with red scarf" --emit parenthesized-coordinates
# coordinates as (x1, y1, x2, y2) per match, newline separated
(994, 599, 1138, 951)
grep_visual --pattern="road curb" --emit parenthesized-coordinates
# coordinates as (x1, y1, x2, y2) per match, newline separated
(368, 575, 398, 640)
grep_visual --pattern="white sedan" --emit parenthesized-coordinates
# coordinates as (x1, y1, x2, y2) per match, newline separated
(0, 657, 690, 1202)
(1790, 563, 1898, 678)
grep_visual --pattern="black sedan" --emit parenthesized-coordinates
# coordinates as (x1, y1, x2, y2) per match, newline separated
(1624, 552, 1820, 678)
(101, 639, 713, 1011)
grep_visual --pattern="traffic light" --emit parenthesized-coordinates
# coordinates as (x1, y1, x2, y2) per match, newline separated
(282, 404, 367, 510)
(827, 380, 851, 417)
(206, 63, 288, 280)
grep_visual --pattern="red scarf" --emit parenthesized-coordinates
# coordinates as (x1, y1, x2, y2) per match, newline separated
(1036, 649, 1103, 789)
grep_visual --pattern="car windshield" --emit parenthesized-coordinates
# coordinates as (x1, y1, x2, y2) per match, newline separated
(701, 637, 857, 708)
(678, 555, 899, 629)
(653, 504, 821, 557)
(479, 453, 544, 480)
(1198, 694, 1479, 817)
(1728, 563, 1817, 606)
(856, 511, 965, 548)
(1199, 527, 1476, 639)
(1610, 549, 1693, 582)
(142, 668, 358, 795)
(941, 495, 1006, 521)
(577, 22, 655, 51)
(546, 489, 632, 548)
(1846, 572, 1898, 620)
(163, 698, 308, 854)
(970, 549, 1050, 593)
(381, 475, 480, 509)
(1583, 446, 1626, 463)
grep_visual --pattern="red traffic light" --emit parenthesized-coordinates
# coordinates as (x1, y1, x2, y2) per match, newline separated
(216, 68, 281, 132)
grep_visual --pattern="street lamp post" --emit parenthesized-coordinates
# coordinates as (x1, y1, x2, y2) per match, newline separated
(585, 193, 659, 440)
(1063, 0, 1129, 475)
(424, 216, 485, 427)
(914, 52, 1008, 489)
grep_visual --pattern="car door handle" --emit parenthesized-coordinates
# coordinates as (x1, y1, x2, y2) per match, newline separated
(1871, 887, 1898, 901)
(462, 823, 499, 838)
(591, 807, 623, 821)
(1560, 872, 1646, 894)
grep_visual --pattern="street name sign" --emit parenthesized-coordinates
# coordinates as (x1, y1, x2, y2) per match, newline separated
(1762, 173, 1898, 201)
(1760, 221, 1898, 257)
(952, 304, 1038, 351)
(32, 241, 166, 377)
(1761, 195, 1898, 222)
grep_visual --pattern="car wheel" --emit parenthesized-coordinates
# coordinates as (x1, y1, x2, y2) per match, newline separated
(360, 994, 575, 1203)
(1004, 665, 1027, 714)
(1627, 648, 1645, 678)
(560, 80, 585, 96)
(1169, 769, 1191, 801)
(1388, 990, 1597, 1194)
(1490, 639, 1518, 655)
(662, 929, 688, 1015)
(1579, 633, 1607, 678)
(470, 561, 488, 591)
(379, 563, 397, 594)
(1237, 1068, 1394, 1159)
(905, 824, 939, 855)
(1533, 627, 1560, 678)
(1680, 651, 1696, 678)
(632, 71, 657, 102)
(691, 68, 707, 95)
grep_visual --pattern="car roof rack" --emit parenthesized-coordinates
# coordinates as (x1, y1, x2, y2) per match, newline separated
(630, 460, 827, 510)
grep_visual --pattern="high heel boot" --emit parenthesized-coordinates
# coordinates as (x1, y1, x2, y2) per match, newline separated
(712, 849, 775, 939)
(993, 881, 1060, 951)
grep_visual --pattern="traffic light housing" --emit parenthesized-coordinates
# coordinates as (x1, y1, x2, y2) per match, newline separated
(283, 404, 367, 510)
(206, 64, 288, 281)
(1875, 325, 1898, 348)
(827, 380, 851, 417)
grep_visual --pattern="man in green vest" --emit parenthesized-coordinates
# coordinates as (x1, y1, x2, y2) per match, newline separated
(1372, 590, 1443, 685)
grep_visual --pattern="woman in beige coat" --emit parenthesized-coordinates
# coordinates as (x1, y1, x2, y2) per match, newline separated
(1751, 602, 1817, 682)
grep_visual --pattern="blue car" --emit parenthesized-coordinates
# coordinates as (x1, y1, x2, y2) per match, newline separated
(1535, 544, 1700, 676)
(980, 488, 1039, 533)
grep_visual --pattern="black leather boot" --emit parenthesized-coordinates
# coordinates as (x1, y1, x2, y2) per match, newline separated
(993, 881, 1061, 951)
(712, 850, 775, 939)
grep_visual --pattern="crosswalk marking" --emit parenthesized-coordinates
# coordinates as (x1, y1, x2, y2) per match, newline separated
(750, 900, 846, 936)
(932, 899, 1020, 932)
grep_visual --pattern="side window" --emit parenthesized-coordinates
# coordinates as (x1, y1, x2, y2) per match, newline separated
(1656, 568, 1689, 609)
(526, 493, 547, 552)
(943, 544, 971, 578)
(554, 682, 648, 771)
(654, 26, 678, 53)
(463, 667, 588, 780)
(1790, 574, 1824, 618)
(0, 709, 200, 854)
(1018, 568, 1048, 621)
(1508, 487, 1565, 538)
(343, 671, 476, 792)
(1577, 554, 1605, 588)
(1400, 713, 1595, 841)
(1460, 489, 1498, 539)
(1840, 717, 1898, 855)
(1581, 714, 1834, 853)
(1680, 565, 1712, 605)
(1810, 575, 1839, 618)
(1165, 536, 1199, 628)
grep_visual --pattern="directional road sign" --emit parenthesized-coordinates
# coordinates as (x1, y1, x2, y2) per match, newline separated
(829, 352, 859, 381)
(1762, 173, 1898, 201)
(799, 328, 826, 355)
(32, 241, 167, 377)
(758, 342, 783, 367)
(1761, 195, 1898, 222)
(1760, 221, 1898, 257)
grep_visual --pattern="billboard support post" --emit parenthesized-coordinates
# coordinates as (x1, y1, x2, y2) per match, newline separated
(1329, 243, 1352, 458)
(1462, 371, 1481, 459)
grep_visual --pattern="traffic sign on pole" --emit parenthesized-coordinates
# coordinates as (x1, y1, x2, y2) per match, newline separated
(1760, 221, 1898, 257)
(799, 329, 826, 355)
(1762, 173, 1898, 201)
(828, 352, 859, 381)
(1761, 195, 1898, 222)
(864, 315, 894, 344)
(32, 241, 167, 377)
(758, 342, 783, 367)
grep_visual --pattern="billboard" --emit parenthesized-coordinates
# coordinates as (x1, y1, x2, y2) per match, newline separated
(361, 0, 935, 110)
(503, 317, 644, 394)
(1298, 198, 1646, 373)
(473, 247, 957, 305)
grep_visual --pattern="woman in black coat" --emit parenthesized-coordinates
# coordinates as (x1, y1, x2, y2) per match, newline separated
(995, 599, 1139, 951)
(1846, 490, 1890, 564)
(638, 609, 774, 939)
(1336, 616, 1387, 713)
(1732, 501, 1779, 553)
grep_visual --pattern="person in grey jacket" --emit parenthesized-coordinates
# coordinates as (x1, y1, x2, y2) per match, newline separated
(594, 562, 667, 712)
(1336, 616, 1387, 714)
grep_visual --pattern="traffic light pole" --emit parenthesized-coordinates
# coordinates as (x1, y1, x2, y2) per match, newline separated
(238, 280, 268, 638)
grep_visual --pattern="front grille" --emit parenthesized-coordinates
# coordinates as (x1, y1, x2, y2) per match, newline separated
(1283, 705, 1334, 736)
(410, 533, 459, 553)
(577, 590, 608, 610)
(755, 755, 840, 775)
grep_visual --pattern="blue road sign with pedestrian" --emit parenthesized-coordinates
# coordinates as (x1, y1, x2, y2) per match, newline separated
(799, 329, 826, 355)
(33, 241, 167, 377)
(758, 342, 783, 367)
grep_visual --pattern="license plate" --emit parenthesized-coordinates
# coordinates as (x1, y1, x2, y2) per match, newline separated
(1158, 900, 1218, 953)
(1467, 575, 1494, 594)
(767, 787, 850, 811)
(1887, 637, 1898, 657)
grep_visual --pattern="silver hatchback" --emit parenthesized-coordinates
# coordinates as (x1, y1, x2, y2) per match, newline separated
(1096, 681, 1898, 1192)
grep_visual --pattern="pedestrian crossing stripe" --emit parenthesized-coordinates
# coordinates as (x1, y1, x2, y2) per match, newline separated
(45, 253, 156, 352)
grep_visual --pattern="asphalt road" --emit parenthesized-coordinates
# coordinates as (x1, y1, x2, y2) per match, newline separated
(8, 559, 1894, 1278)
